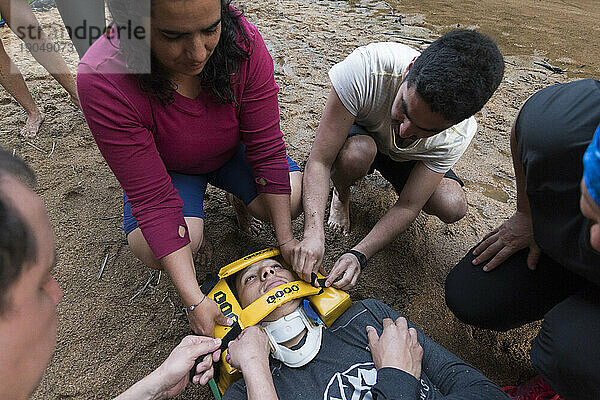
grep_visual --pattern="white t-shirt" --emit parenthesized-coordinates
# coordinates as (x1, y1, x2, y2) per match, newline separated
(328, 42, 477, 174)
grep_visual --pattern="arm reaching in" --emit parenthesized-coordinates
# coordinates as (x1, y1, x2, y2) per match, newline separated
(326, 162, 444, 289)
(295, 88, 355, 283)
(160, 245, 232, 336)
(226, 326, 279, 400)
(471, 115, 541, 271)
(115, 336, 222, 400)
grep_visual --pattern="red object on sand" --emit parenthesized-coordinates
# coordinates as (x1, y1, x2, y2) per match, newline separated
(502, 375, 564, 400)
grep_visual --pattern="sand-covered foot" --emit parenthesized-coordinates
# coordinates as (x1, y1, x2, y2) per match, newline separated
(226, 192, 264, 236)
(20, 111, 44, 138)
(327, 187, 350, 235)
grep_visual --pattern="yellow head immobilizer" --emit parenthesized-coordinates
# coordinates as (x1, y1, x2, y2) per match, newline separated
(204, 248, 351, 394)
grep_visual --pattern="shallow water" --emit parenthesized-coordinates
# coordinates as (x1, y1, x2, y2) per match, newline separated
(378, 0, 600, 79)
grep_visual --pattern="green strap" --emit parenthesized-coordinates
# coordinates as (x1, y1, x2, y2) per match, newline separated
(209, 379, 222, 400)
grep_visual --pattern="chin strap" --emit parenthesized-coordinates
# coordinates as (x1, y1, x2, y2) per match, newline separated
(260, 305, 324, 368)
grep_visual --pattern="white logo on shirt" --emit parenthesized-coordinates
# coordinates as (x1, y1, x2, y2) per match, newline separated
(323, 362, 377, 400)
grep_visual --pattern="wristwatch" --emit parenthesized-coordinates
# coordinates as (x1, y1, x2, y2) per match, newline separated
(345, 249, 367, 270)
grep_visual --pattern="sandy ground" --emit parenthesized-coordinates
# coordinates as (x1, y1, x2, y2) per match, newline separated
(392, 0, 600, 79)
(0, 0, 580, 398)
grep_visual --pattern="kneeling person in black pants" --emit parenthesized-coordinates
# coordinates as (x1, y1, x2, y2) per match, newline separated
(445, 79, 600, 400)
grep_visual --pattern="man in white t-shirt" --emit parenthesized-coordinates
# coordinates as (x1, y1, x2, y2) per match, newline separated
(289, 30, 504, 289)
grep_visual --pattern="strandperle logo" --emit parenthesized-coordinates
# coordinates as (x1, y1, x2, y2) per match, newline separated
(7, 0, 152, 74)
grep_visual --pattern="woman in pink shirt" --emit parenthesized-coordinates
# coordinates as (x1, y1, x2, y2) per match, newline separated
(77, 0, 302, 336)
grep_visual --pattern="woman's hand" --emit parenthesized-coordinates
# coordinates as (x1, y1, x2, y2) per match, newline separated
(226, 326, 270, 372)
(188, 296, 233, 337)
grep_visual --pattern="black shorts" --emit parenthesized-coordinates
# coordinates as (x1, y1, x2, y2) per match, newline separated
(348, 124, 463, 195)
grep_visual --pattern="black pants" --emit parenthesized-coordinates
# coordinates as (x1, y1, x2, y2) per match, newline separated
(445, 245, 600, 399)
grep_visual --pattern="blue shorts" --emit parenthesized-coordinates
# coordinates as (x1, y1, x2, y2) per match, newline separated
(123, 146, 301, 235)
(348, 124, 463, 195)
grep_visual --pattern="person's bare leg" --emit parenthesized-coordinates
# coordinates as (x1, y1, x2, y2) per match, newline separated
(422, 177, 467, 223)
(5, 0, 80, 108)
(328, 135, 377, 235)
(227, 192, 263, 235)
(0, 40, 44, 137)
(127, 217, 205, 270)
(238, 170, 303, 231)
(288, 171, 303, 218)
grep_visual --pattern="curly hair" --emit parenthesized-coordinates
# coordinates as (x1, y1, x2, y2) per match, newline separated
(106, 0, 250, 106)
(404, 30, 504, 123)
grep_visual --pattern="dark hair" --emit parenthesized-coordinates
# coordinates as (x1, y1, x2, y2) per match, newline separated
(0, 150, 37, 315)
(225, 273, 240, 301)
(405, 30, 504, 123)
(226, 242, 276, 300)
(107, 0, 250, 106)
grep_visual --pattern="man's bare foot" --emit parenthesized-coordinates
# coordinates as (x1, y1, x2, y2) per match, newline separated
(226, 192, 263, 235)
(327, 187, 351, 235)
(20, 111, 44, 138)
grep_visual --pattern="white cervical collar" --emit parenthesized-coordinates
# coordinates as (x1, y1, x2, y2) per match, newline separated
(260, 305, 323, 368)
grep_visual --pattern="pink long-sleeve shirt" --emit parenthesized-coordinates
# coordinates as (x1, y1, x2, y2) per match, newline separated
(77, 15, 290, 259)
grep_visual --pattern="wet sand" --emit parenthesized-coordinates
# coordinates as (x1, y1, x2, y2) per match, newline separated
(388, 0, 600, 78)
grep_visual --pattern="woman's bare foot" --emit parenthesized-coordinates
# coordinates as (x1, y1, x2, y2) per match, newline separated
(20, 111, 45, 138)
(327, 187, 351, 235)
(226, 192, 263, 235)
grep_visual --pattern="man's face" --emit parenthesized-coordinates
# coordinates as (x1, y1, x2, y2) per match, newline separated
(235, 258, 300, 322)
(580, 179, 600, 252)
(150, 0, 222, 81)
(0, 176, 63, 399)
(390, 81, 454, 143)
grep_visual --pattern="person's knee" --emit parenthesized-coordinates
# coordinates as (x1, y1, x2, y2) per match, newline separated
(438, 193, 467, 223)
(127, 228, 161, 269)
(445, 263, 480, 325)
(289, 171, 303, 219)
(333, 136, 377, 178)
(445, 253, 513, 331)
(425, 179, 467, 223)
(445, 258, 481, 324)
(127, 218, 204, 267)
(185, 217, 205, 256)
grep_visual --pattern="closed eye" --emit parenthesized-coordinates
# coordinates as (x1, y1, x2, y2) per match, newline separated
(204, 26, 219, 35)
(161, 31, 185, 41)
